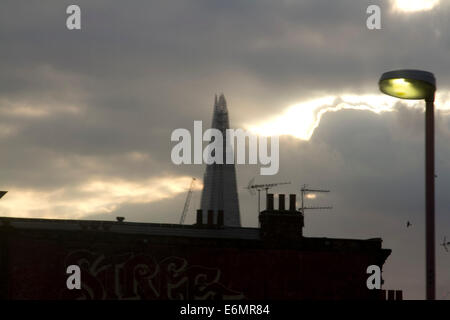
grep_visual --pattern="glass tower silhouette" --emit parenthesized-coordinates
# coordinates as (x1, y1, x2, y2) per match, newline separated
(200, 94, 241, 227)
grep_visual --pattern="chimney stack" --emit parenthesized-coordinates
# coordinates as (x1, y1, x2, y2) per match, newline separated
(259, 193, 304, 240)
(194, 209, 225, 228)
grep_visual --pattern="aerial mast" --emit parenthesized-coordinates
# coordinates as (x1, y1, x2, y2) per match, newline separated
(300, 184, 332, 214)
(246, 178, 291, 213)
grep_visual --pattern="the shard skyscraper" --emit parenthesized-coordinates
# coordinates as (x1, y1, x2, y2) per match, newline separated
(200, 94, 241, 227)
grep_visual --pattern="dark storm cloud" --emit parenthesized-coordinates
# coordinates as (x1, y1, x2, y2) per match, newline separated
(1, 0, 450, 299)
(2, 0, 450, 129)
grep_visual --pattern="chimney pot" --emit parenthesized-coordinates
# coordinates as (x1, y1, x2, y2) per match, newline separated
(387, 290, 395, 301)
(289, 194, 296, 211)
(267, 194, 274, 211)
(207, 210, 214, 226)
(278, 194, 285, 211)
(196, 209, 203, 225)
(217, 210, 224, 227)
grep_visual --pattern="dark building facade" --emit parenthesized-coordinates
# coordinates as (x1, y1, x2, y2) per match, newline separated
(0, 194, 395, 300)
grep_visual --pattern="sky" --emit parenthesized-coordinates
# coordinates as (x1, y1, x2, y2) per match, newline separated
(1, 0, 450, 299)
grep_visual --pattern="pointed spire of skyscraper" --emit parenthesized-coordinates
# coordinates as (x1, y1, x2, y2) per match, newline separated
(218, 93, 226, 106)
(200, 94, 241, 227)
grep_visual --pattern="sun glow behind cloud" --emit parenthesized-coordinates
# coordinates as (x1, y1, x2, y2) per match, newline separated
(247, 92, 450, 140)
(391, 0, 440, 12)
(0, 176, 202, 220)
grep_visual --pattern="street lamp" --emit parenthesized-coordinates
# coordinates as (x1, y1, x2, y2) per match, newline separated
(379, 69, 436, 300)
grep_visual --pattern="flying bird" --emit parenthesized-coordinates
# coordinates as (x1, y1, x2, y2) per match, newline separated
(406, 221, 412, 228)
(440, 237, 450, 252)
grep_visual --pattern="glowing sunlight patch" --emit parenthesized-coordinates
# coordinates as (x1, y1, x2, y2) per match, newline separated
(0, 98, 82, 118)
(391, 0, 440, 12)
(0, 176, 202, 219)
(247, 92, 450, 141)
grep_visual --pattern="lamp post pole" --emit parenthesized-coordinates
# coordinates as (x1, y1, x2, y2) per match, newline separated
(425, 97, 435, 300)
(378, 69, 436, 300)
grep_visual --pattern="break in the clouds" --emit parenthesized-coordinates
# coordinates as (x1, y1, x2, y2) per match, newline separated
(248, 92, 450, 140)
(391, 0, 440, 13)
(1, 0, 450, 299)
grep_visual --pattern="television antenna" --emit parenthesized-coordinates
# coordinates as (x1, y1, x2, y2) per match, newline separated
(246, 178, 291, 213)
(300, 184, 332, 214)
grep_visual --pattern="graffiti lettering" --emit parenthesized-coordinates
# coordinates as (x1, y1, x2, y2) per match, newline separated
(61, 250, 245, 300)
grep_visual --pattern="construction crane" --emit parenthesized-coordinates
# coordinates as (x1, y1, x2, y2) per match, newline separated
(246, 178, 291, 213)
(300, 184, 332, 214)
(179, 178, 196, 225)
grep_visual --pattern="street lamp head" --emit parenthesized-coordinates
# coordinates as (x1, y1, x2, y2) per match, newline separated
(379, 69, 436, 101)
